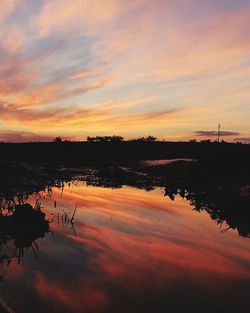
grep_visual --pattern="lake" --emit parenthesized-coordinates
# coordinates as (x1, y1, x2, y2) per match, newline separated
(0, 171, 250, 313)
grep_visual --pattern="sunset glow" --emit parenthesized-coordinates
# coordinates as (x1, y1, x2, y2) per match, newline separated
(0, 0, 250, 142)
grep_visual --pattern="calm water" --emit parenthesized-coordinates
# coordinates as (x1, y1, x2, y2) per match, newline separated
(0, 180, 250, 313)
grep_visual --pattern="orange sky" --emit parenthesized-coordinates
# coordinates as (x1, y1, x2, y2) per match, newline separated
(0, 0, 249, 142)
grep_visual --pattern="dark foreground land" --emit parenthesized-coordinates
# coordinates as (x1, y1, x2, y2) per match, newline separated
(0, 140, 249, 164)
(0, 141, 249, 189)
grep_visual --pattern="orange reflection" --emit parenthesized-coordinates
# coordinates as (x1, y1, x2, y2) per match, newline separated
(2, 183, 250, 312)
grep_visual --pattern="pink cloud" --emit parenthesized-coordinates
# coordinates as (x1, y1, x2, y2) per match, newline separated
(0, 130, 53, 142)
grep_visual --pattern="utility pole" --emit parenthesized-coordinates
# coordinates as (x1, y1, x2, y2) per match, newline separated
(217, 123, 221, 142)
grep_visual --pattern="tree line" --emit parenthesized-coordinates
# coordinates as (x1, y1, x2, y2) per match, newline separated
(53, 135, 157, 143)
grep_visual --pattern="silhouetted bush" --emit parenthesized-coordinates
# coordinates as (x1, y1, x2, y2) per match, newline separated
(130, 135, 157, 142)
(53, 137, 62, 143)
(87, 135, 124, 142)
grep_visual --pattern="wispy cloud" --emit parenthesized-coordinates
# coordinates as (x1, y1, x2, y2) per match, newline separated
(0, 0, 21, 20)
(0, 130, 53, 142)
(234, 137, 250, 144)
(195, 131, 240, 137)
(0, 0, 249, 141)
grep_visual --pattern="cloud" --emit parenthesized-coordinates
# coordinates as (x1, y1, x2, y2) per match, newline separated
(234, 137, 250, 144)
(0, 24, 27, 54)
(0, 98, 184, 139)
(0, 0, 21, 20)
(35, 0, 131, 37)
(15, 75, 111, 108)
(0, 0, 249, 140)
(0, 130, 53, 142)
(195, 131, 240, 137)
(156, 3, 250, 83)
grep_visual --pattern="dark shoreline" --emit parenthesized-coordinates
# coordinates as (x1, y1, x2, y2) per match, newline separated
(0, 141, 249, 240)
(0, 141, 249, 165)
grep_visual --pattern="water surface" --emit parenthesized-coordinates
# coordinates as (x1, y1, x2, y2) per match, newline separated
(0, 178, 250, 313)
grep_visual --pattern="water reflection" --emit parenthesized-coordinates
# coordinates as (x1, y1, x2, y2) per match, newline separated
(83, 163, 250, 238)
(0, 202, 49, 265)
(0, 162, 249, 313)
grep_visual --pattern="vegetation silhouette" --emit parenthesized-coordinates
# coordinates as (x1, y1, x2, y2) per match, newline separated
(0, 164, 78, 269)
(0, 201, 49, 265)
(87, 135, 124, 142)
(53, 137, 63, 143)
(129, 135, 157, 142)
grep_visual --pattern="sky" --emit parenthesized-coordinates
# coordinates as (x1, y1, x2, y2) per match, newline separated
(0, 0, 249, 142)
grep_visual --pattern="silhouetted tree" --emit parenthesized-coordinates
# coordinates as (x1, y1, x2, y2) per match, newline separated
(53, 137, 62, 143)
(145, 135, 157, 141)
